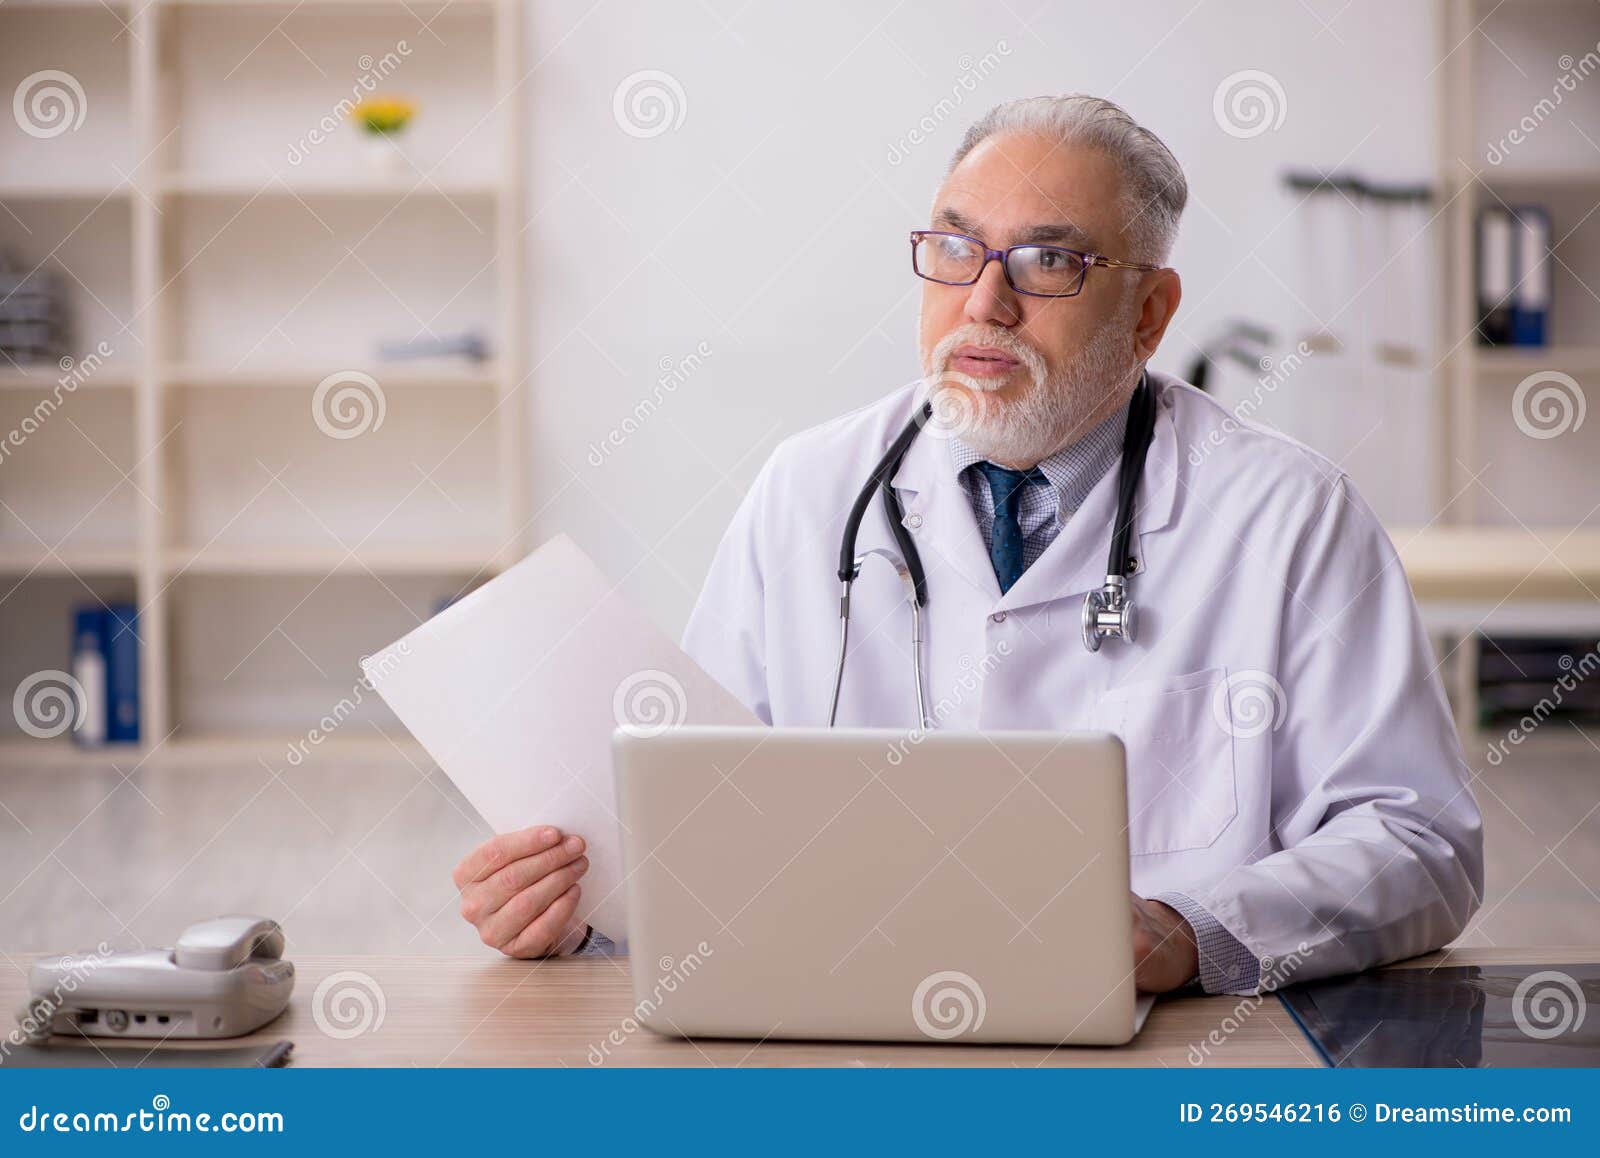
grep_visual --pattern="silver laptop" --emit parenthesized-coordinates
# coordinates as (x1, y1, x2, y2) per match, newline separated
(612, 726, 1141, 1046)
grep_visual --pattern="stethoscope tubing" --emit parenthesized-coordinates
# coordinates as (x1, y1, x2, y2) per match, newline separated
(828, 372, 1157, 728)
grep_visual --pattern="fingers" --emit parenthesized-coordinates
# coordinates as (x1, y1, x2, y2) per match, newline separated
(452, 825, 564, 889)
(501, 883, 584, 959)
(468, 834, 586, 921)
(476, 855, 590, 952)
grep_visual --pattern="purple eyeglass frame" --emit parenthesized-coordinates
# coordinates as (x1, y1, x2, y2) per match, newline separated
(909, 229, 1160, 298)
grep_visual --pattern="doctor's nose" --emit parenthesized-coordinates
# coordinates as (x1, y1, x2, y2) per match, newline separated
(962, 258, 1022, 329)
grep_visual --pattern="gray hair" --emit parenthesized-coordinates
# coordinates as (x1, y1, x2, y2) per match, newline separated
(949, 94, 1187, 264)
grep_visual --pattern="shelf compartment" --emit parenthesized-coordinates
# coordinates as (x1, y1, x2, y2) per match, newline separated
(0, 572, 139, 743)
(165, 2, 500, 190)
(0, 6, 136, 191)
(0, 197, 135, 371)
(0, 387, 141, 549)
(163, 195, 498, 370)
(167, 572, 473, 738)
(162, 382, 505, 551)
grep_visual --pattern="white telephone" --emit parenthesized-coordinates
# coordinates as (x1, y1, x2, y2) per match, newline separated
(18, 916, 294, 1041)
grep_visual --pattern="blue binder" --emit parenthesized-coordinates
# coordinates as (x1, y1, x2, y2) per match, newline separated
(1510, 205, 1551, 347)
(104, 603, 140, 744)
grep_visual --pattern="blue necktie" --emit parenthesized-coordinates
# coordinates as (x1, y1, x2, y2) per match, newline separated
(975, 461, 1049, 594)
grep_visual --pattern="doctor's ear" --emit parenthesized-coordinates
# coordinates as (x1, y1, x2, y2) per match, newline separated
(1130, 269, 1182, 363)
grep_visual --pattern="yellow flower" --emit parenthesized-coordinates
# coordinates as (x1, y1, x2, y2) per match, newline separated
(353, 97, 415, 135)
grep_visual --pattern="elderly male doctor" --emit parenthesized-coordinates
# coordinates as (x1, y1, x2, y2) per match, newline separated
(453, 94, 1483, 996)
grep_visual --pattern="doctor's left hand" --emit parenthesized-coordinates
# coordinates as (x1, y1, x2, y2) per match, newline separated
(1130, 894, 1199, 992)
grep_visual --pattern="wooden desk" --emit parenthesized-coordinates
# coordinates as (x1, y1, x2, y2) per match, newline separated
(1389, 525, 1600, 733)
(5, 947, 1591, 1068)
(1393, 525, 1600, 606)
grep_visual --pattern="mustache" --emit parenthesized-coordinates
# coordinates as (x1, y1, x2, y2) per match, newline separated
(927, 325, 1047, 389)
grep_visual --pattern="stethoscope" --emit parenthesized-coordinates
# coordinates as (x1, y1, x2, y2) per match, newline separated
(827, 373, 1159, 728)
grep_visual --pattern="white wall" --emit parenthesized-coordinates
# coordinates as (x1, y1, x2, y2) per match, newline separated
(523, 0, 1442, 637)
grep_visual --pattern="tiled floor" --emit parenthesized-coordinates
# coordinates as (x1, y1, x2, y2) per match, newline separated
(1, 730, 1596, 959)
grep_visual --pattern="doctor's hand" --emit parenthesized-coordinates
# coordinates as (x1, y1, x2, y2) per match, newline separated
(453, 826, 590, 958)
(1130, 894, 1200, 993)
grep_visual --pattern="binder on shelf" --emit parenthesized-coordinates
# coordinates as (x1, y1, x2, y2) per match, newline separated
(1510, 205, 1551, 347)
(70, 607, 108, 749)
(1475, 207, 1513, 346)
(104, 603, 140, 744)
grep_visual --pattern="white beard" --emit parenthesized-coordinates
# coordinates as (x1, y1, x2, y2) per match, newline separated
(921, 315, 1139, 467)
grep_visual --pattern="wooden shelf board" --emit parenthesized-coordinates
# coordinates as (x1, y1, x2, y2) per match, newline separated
(156, 0, 489, 7)
(0, 366, 138, 391)
(160, 363, 501, 389)
(159, 733, 430, 766)
(1391, 524, 1600, 602)
(0, 733, 429, 770)
(0, 544, 139, 576)
(164, 543, 501, 576)
(0, 739, 146, 771)
(1468, 346, 1600, 376)
(1475, 168, 1600, 191)
(0, 183, 134, 202)
(159, 174, 502, 200)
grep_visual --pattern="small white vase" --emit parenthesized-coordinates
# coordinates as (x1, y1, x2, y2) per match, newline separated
(362, 134, 406, 177)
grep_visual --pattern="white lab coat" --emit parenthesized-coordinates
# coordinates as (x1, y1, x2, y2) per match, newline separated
(682, 370, 1483, 993)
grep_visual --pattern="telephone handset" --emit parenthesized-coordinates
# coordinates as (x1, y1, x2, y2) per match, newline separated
(19, 916, 295, 1041)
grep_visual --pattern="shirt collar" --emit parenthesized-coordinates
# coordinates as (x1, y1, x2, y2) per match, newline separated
(949, 399, 1131, 523)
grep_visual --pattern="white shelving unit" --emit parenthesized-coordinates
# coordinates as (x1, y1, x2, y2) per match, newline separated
(0, 0, 526, 762)
(1434, 0, 1600, 731)
(1437, 0, 1600, 521)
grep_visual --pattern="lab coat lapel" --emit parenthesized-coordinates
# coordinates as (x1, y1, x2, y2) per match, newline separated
(883, 420, 1003, 606)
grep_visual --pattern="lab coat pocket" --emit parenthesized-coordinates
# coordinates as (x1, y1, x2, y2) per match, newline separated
(1093, 666, 1238, 856)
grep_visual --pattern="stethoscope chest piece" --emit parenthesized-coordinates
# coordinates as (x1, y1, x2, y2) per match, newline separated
(1082, 573, 1136, 652)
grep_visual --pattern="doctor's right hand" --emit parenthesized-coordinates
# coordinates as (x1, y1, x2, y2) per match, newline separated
(453, 826, 590, 958)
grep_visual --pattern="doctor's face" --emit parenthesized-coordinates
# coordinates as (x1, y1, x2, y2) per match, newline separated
(917, 132, 1160, 467)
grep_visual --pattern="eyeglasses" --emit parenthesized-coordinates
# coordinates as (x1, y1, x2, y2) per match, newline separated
(909, 230, 1160, 299)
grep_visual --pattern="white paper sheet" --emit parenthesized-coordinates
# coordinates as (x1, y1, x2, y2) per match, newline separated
(361, 533, 760, 942)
